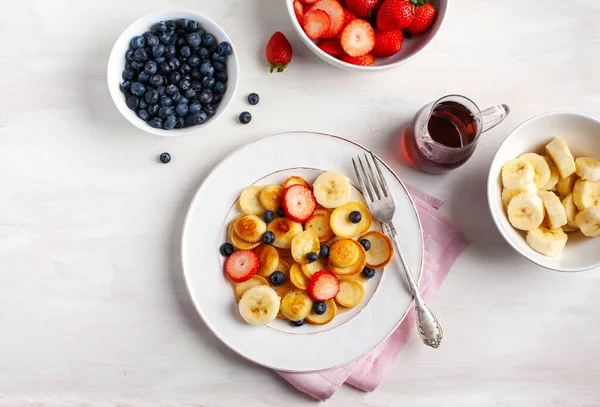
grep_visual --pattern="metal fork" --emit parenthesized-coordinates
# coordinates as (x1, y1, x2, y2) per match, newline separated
(353, 152, 443, 348)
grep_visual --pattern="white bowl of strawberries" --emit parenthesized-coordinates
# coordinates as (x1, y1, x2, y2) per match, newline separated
(286, 0, 447, 70)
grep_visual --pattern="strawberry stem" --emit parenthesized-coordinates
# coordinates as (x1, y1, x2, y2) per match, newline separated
(269, 63, 288, 73)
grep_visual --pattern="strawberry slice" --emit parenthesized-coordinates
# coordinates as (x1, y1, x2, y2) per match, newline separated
(283, 185, 317, 223)
(309, 0, 345, 37)
(307, 271, 340, 301)
(340, 19, 375, 57)
(224, 250, 259, 283)
(317, 38, 345, 56)
(340, 53, 375, 66)
(300, 0, 319, 4)
(294, 0, 305, 24)
(336, 8, 357, 39)
(302, 9, 331, 40)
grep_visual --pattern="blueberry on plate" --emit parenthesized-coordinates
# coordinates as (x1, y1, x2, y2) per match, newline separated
(144, 60, 158, 75)
(362, 267, 376, 279)
(188, 20, 200, 31)
(165, 44, 176, 59)
(213, 94, 223, 104)
(203, 104, 216, 117)
(262, 231, 275, 245)
(202, 76, 215, 89)
(120, 81, 131, 94)
(159, 32, 173, 45)
(319, 245, 330, 259)
(152, 21, 168, 32)
(165, 20, 177, 30)
(156, 86, 166, 96)
(130, 82, 146, 97)
(126, 49, 135, 61)
(212, 53, 225, 63)
(360, 239, 371, 251)
(169, 71, 182, 84)
(187, 32, 202, 47)
(217, 41, 232, 56)
(137, 109, 150, 121)
(202, 33, 216, 47)
(175, 117, 185, 128)
(349, 211, 362, 224)
(158, 62, 171, 75)
(145, 89, 159, 105)
(213, 62, 225, 73)
(175, 103, 189, 117)
(313, 301, 327, 315)
(213, 82, 226, 95)
(191, 80, 203, 91)
(200, 62, 214, 77)
(133, 48, 149, 63)
(126, 95, 139, 110)
(147, 104, 159, 116)
(178, 18, 190, 29)
(188, 55, 201, 67)
(158, 106, 174, 119)
(270, 271, 285, 286)
(130, 61, 144, 71)
(248, 93, 259, 105)
(130, 35, 145, 49)
(152, 44, 166, 58)
(198, 47, 210, 59)
(149, 117, 163, 129)
(138, 99, 148, 110)
(199, 91, 213, 105)
(263, 210, 274, 223)
(165, 84, 178, 96)
(276, 206, 285, 217)
(216, 72, 228, 83)
(149, 74, 164, 88)
(169, 57, 181, 71)
(306, 252, 318, 263)
(159, 152, 171, 163)
(189, 102, 202, 114)
(181, 63, 192, 74)
(137, 72, 150, 84)
(239, 111, 252, 125)
(159, 96, 173, 107)
(180, 45, 192, 58)
(179, 79, 191, 91)
(147, 34, 160, 47)
(290, 319, 305, 327)
(184, 88, 197, 100)
(122, 69, 136, 81)
(163, 115, 177, 130)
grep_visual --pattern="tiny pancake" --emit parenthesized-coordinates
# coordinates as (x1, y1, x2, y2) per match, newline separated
(291, 230, 320, 264)
(306, 299, 337, 325)
(360, 231, 393, 269)
(274, 283, 296, 318)
(330, 201, 372, 239)
(301, 257, 329, 279)
(338, 271, 370, 284)
(305, 209, 335, 242)
(276, 259, 291, 281)
(234, 215, 267, 243)
(255, 244, 280, 278)
(335, 280, 365, 308)
(281, 289, 313, 321)
(229, 220, 261, 250)
(239, 185, 266, 215)
(330, 241, 366, 276)
(235, 275, 269, 301)
(276, 247, 294, 262)
(266, 218, 303, 249)
(282, 175, 310, 189)
(290, 262, 309, 290)
(329, 239, 360, 268)
(259, 185, 284, 211)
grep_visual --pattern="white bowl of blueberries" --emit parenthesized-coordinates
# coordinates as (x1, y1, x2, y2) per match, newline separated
(107, 10, 239, 136)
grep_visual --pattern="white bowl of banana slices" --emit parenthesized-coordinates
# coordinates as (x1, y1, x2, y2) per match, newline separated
(488, 112, 600, 272)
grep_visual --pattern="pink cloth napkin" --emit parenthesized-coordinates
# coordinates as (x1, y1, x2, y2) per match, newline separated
(276, 186, 469, 401)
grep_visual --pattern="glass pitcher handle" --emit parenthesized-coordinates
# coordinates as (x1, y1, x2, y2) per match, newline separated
(481, 104, 510, 133)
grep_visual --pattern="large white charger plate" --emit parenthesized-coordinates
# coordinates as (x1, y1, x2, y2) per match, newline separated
(181, 132, 423, 372)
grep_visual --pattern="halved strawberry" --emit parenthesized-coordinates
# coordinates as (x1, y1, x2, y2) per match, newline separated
(340, 53, 375, 66)
(282, 185, 317, 223)
(307, 271, 340, 301)
(302, 9, 331, 40)
(317, 38, 345, 56)
(224, 250, 259, 283)
(309, 0, 345, 37)
(340, 19, 375, 57)
(294, 0, 305, 24)
(371, 29, 403, 57)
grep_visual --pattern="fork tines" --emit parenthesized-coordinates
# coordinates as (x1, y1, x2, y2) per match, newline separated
(352, 151, 390, 203)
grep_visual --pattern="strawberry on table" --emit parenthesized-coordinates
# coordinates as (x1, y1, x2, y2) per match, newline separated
(345, 0, 381, 20)
(302, 8, 331, 40)
(376, 0, 414, 31)
(224, 250, 260, 283)
(283, 185, 317, 223)
(308, 271, 340, 301)
(405, 3, 436, 34)
(340, 19, 375, 57)
(309, 0, 345, 37)
(371, 29, 403, 57)
(317, 38, 345, 56)
(340, 53, 375, 66)
(266, 31, 293, 73)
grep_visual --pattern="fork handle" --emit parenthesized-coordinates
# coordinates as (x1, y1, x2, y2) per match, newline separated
(384, 223, 443, 349)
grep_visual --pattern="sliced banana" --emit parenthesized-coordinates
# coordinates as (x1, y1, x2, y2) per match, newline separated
(561, 194, 579, 230)
(312, 170, 352, 209)
(562, 225, 579, 233)
(239, 186, 266, 215)
(335, 280, 365, 308)
(304, 210, 335, 242)
(306, 299, 337, 325)
(546, 137, 576, 179)
(575, 207, 600, 237)
(507, 192, 545, 231)
(542, 156, 560, 190)
(238, 285, 281, 326)
(281, 289, 313, 321)
(235, 275, 270, 301)
(519, 153, 551, 190)
(556, 173, 578, 197)
(266, 218, 303, 249)
(572, 179, 600, 211)
(255, 244, 280, 278)
(501, 183, 537, 208)
(301, 258, 329, 278)
(282, 176, 310, 189)
(290, 263, 309, 290)
(575, 157, 600, 181)
(259, 185, 284, 212)
(330, 201, 372, 239)
(291, 230, 320, 265)
(526, 227, 568, 257)
(229, 220, 261, 250)
(538, 191, 567, 229)
(329, 239, 360, 268)
(501, 158, 535, 189)
(234, 215, 267, 243)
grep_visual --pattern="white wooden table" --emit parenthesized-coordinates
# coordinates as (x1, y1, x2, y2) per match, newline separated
(1, 1, 599, 406)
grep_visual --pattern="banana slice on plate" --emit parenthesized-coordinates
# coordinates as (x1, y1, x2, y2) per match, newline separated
(556, 174, 578, 197)
(239, 186, 266, 216)
(259, 185, 284, 212)
(304, 209, 335, 243)
(575, 207, 600, 237)
(291, 230, 320, 265)
(542, 156, 560, 190)
(234, 215, 267, 243)
(229, 220, 261, 250)
(329, 239, 361, 268)
(572, 179, 600, 211)
(501, 183, 537, 207)
(235, 275, 270, 301)
(301, 258, 329, 279)
(330, 201, 372, 239)
(546, 137, 576, 179)
(335, 280, 365, 308)
(501, 158, 535, 189)
(561, 194, 579, 230)
(266, 218, 303, 249)
(290, 263, 309, 290)
(306, 299, 337, 325)
(359, 231, 393, 269)
(255, 244, 280, 278)
(330, 241, 367, 276)
(526, 227, 568, 257)
(575, 157, 600, 181)
(238, 285, 281, 326)
(538, 191, 567, 229)
(507, 192, 545, 231)
(313, 170, 352, 209)
(281, 289, 314, 321)
(519, 153, 551, 190)
(282, 176, 311, 189)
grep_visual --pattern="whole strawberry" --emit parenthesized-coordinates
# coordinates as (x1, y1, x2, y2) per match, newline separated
(376, 0, 414, 31)
(266, 32, 292, 73)
(405, 3, 436, 34)
(371, 30, 403, 57)
(345, 0, 381, 20)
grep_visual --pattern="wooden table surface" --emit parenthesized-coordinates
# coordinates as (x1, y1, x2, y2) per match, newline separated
(1, 0, 599, 405)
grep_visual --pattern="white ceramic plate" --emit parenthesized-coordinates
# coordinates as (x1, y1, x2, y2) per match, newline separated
(181, 132, 423, 372)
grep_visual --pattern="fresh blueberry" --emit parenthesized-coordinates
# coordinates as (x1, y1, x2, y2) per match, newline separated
(120, 81, 131, 94)
(157, 86, 166, 96)
(130, 82, 146, 97)
(202, 76, 215, 89)
(149, 74, 164, 88)
(180, 45, 192, 58)
(176, 37, 186, 48)
(159, 96, 173, 107)
(144, 60, 157, 75)
(199, 91, 213, 105)
(181, 63, 192, 74)
(145, 89, 159, 105)
(262, 231, 276, 245)
(188, 20, 200, 31)
(152, 44, 166, 58)
(169, 71, 182, 84)
(187, 32, 202, 47)
(159, 32, 173, 45)
(165, 84, 178, 96)
(203, 104, 216, 117)
(133, 48, 149, 62)
(122, 69, 136, 81)
(138, 109, 150, 121)
(175, 103, 189, 117)
(147, 104, 159, 116)
(130, 61, 144, 71)
(248, 93, 260, 105)
(175, 117, 185, 128)
(360, 239, 371, 251)
(217, 41, 232, 56)
(191, 69, 202, 80)
(185, 112, 207, 126)
(164, 44, 176, 59)
(202, 33, 216, 47)
(306, 252, 318, 263)
(153, 21, 168, 32)
(143, 31, 153, 41)
(159, 152, 171, 163)
(190, 80, 202, 90)
(172, 92, 182, 103)
(189, 102, 202, 114)
(158, 106, 174, 119)
(200, 62, 214, 77)
(149, 117, 163, 129)
(169, 57, 181, 71)
(178, 95, 188, 105)
(262, 210, 274, 223)
(184, 88, 196, 99)
(139, 99, 148, 110)
(349, 211, 362, 224)
(179, 79, 191, 91)
(276, 206, 285, 217)
(290, 319, 305, 327)
(212, 53, 225, 63)
(126, 49, 135, 61)
(137, 72, 150, 84)
(319, 245, 330, 259)
(362, 267, 376, 279)
(198, 47, 210, 59)
(158, 62, 172, 75)
(197, 111, 209, 124)
(155, 56, 166, 64)
(163, 115, 177, 130)
(126, 96, 139, 110)
(130, 35, 146, 49)
(213, 94, 223, 104)
(239, 111, 252, 124)
(165, 20, 177, 30)
(147, 35, 160, 48)
(216, 73, 228, 85)
(313, 302, 327, 315)
(177, 18, 190, 29)
(213, 62, 225, 73)
(220, 243, 234, 256)
(188, 55, 201, 67)
(213, 82, 226, 95)
(269, 271, 285, 286)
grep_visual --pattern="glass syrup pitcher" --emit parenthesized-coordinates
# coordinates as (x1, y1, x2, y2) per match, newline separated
(403, 95, 510, 174)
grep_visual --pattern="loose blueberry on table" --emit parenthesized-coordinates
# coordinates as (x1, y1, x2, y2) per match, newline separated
(247, 93, 260, 105)
(159, 152, 171, 163)
(120, 18, 231, 130)
(239, 111, 252, 124)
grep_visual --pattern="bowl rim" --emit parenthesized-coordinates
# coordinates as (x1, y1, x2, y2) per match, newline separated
(487, 110, 600, 273)
(106, 8, 239, 137)
(284, 0, 448, 71)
